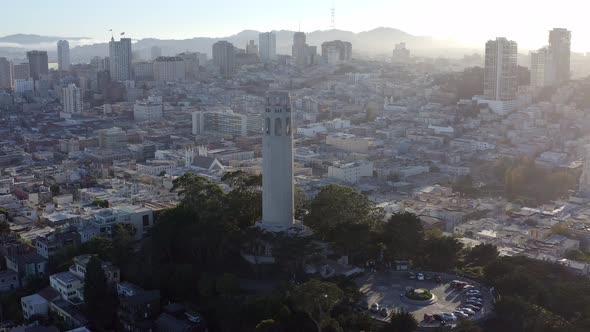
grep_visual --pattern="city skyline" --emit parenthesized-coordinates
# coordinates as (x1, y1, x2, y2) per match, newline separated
(1, 0, 588, 52)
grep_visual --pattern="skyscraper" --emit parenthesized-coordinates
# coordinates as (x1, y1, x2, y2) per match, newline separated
(530, 47, 554, 88)
(484, 37, 518, 101)
(260, 91, 295, 232)
(61, 84, 82, 114)
(292, 32, 307, 67)
(26, 50, 48, 80)
(246, 40, 258, 55)
(549, 28, 571, 83)
(259, 32, 276, 62)
(57, 40, 71, 71)
(321, 40, 352, 65)
(212, 41, 235, 77)
(109, 37, 132, 81)
(0, 57, 11, 89)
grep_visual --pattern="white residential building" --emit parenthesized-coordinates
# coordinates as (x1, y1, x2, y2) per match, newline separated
(326, 133, 372, 153)
(153, 56, 186, 81)
(49, 272, 84, 301)
(327, 160, 374, 183)
(297, 123, 327, 137)
(14, 79, 34, 93)
(136, 160, 177, 175)
(484, 37, 518, 101)
(91, 205, 154, 240)
(62, 84, 82, 114)
(192, 109, 248, 137)
(133, 96, 163, 122)
(21, 293, 50, 320)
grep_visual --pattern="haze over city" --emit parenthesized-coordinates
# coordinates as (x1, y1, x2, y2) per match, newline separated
(1, 2, 590, 332)
(2, 0, 589, 51)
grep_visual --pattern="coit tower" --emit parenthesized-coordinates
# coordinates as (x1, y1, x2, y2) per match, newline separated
(260, 91, 295, 232)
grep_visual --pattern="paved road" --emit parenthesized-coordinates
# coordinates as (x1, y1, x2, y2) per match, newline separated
(356, 271, 493, 327)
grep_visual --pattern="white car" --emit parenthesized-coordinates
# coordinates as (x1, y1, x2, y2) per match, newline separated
(417, 273, 425, 281)
(453, 310, 469, 318)
(460, 307, 475, 315)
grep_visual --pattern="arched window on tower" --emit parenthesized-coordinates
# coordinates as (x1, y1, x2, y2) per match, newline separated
(286, 117, 291, 135)
(265, 117, 270, 135)
(274, 118, 282, 136)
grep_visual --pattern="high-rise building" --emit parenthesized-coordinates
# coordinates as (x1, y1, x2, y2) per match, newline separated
(484, 37, 518, 101)
(392, 43, 411, 63)
(109, 37, 132, 81)
(259, 32, 276, 62)
(61, 84, 82, 114)
(11, 63, 30, 82)
(212, 41, 235, 77)
(530, 47, 555, 88)
(260, 91, 295, 232)
(26, 51, 48, 80)
(549, 28, 571, 83)
(0, 57, 11, 89)
(579, 146, 590, 197)
(150, 46, 162, 60)
(133, 62, 154, 80)
(321, 40, 352, 65)
(133, 96, 163, 122)
(192, 109, 248, 137)
(153, 56, 186, 81)
(176, 52, 200, 79)
(57, 40, 71, 71)
(246, 40, 258, 55)
(292, 32, 307, 67)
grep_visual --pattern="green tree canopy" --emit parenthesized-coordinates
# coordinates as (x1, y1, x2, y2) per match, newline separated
(291, 279, 345, 332)
(379, 212, 425, 261)
(83, 256, 117, 330)
(381, 310, 418, 332)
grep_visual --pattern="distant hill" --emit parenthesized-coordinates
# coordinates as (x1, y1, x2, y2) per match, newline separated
(0, 28, 471, 61)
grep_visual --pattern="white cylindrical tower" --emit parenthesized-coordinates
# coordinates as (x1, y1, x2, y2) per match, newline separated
(260, 91, 294, 232)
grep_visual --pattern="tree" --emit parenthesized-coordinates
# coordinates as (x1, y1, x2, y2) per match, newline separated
(256, 319, 282, 332)
(423, 236, 463, 271)
(50, 184, 60, 195)
(93, 198, 109, 208)
(306, 185, 383, 264)
(381, 310, 418, 332)
(454, 320, 484, 332)
(83, 256, 117, 330)
(291, 279, 344, 332)
(111, 224, 134, 267)
(222, 170, 262, 229)
(0, 221, 9, 235)
(466, 243, 499, 267)
(379, 212, 424, 261)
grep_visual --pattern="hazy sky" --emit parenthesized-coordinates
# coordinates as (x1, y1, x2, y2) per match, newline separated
(2, 0, 587, 51)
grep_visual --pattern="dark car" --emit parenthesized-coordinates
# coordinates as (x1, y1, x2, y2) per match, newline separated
(379, 307, 388, 317)
(434, 275, 442, 283)
(433, 314, 445, 322)
(408, 272, 416, 279)
(370, 303, 380, 313)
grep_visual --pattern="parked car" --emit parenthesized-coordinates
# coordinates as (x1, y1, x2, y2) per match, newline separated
(426, 273, 433, 280)
(441, 313, 457, 321)
(379, 307, 388, 317)
(417, 272, 425, 281)
(408, 272, 416, 280)
(453, 310, 469, 318)
(370, 303, 379, 313)
(467, 299, 483, 306)
(434, 275, 442, 283)
(465, 290, 481, 296)
(464, 304, 481, 312)
(460, 308, 475, 315)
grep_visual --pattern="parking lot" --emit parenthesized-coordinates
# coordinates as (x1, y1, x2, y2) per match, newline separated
(356, 271, 493, 327)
